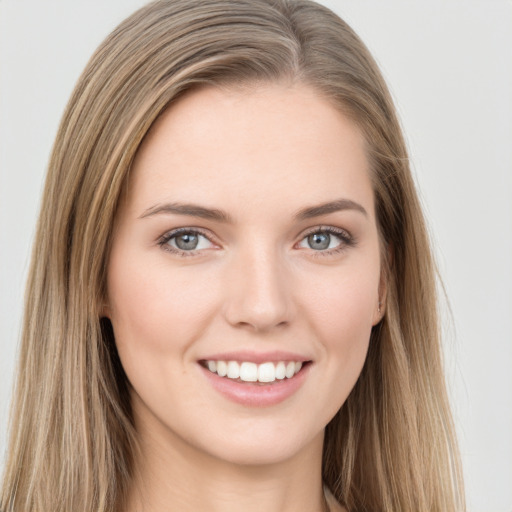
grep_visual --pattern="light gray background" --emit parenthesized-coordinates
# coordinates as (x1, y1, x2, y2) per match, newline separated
(1, 1, 511, 510)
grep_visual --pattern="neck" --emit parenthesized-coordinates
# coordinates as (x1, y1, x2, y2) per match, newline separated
(124, 404, 328, 512)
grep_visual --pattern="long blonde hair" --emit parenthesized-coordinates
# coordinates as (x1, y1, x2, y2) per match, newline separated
(1, 1, 465, 510)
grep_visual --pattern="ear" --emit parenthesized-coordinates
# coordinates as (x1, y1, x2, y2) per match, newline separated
(372, 278, 387, 325)
(372, 242, 392, 325)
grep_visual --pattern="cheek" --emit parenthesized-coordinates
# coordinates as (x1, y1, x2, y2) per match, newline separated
(106, 252, 220, 365)
(106, 253, 224, 428)
(296, 257, 379, 381)
(312, 280, 373, 331)
(301, 260, 378, 335)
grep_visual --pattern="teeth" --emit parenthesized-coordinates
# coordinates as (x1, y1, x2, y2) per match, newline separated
(285, 361, 295, 378)
(217, 360, 227, 377)
(275, 362, 286, 380)
(205, 360, 305, 383)
(227, 361, 240, 379)
(240, 362, 258, 382)
(258, 362, 275, 383)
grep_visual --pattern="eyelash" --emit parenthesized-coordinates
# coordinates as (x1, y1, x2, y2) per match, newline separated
(157, 226, 356, 257)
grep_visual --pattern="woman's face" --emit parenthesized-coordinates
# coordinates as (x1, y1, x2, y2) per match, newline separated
(107, 83, 383, 466)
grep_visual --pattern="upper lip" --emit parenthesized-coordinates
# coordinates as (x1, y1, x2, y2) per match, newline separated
(198, 350, 312, 364)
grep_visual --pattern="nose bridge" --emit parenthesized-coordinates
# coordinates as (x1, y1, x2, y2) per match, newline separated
(224, 238, 292, 331)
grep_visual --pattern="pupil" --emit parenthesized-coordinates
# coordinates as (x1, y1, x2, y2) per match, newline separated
(176, 233, 198, 250)
(308, 232, 330, 250)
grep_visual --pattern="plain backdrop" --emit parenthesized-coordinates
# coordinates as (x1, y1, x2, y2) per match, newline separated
(1, 1, 511, 510)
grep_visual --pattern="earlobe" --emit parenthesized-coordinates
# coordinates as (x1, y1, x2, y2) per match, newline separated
(372, 298, 385, 326)
(373, 271, 388, 324)
(100, 302, 111, 319)
(377, 273, 388, 319)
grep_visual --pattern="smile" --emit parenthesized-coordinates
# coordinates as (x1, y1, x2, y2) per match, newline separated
(204, 360, 304, 383)
(198, 355, 312, 406)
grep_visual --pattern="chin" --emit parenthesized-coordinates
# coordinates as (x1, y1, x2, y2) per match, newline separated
(185, 417, 325, 468)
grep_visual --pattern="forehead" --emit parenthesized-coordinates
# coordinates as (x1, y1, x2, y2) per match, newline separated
(126, 83, 374, 220)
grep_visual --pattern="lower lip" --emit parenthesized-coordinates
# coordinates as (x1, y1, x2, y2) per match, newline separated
(199, 363, 311, 407)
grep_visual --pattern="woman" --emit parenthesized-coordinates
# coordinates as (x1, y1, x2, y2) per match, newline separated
(0, 0, 465, 511)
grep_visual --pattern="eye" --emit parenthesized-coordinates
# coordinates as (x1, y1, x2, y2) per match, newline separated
(158, 228, 216, 254)
(297, 227, 354, 253)
(302, 232, 337, 251)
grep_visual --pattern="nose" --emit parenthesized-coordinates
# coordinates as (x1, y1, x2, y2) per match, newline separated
(223, 244, 293, 333)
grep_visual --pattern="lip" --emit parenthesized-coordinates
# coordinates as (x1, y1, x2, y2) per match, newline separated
(198, 355, 312, 407)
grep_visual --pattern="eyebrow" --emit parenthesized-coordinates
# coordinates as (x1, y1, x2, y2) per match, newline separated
(139, 202, 233, 222)
(294, 199, 367, 220)
(139, 198, 367, 222)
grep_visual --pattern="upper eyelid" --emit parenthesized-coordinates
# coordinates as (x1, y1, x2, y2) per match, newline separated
(159, 226, 215, 241)
(301, 225, 350, 234)
(298, 225, 353, 240)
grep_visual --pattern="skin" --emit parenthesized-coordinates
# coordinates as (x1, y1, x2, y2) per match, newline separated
(106, 82, 384, 512)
